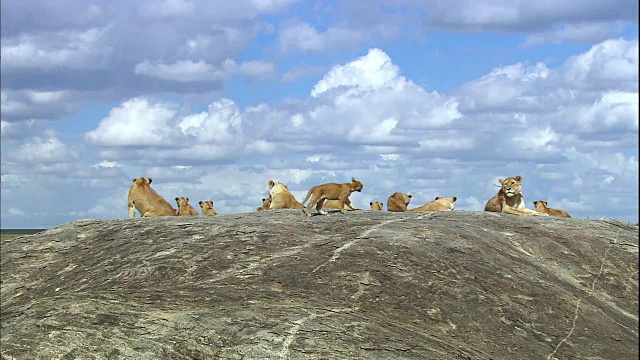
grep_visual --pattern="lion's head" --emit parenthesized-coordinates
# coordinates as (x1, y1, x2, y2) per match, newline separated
(370, 201, 383, 211)
(257, 198, 272, 211)
(133, 177, 152, 186)
(387, 192, 412, 212)
(349, 178, 364, 192)
(175, 197, 190, 207)
(499, 176, 522, 198)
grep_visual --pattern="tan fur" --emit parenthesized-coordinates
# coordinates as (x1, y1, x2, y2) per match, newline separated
(411, 196, 457, 212)
(199, 200, 218, 216)
(533, 200, 571, 218)
(268, 180, 304, 209)
(176, 197, 199, 216)
(257, 198, 272, 211)
(127, 177, 177, 218)
(370, 201, 384, 211)
(302, 178, 364, 216)
(322, 198, 359, 210)
(387, 192, 412, 212)
(484, 175, 546, 216)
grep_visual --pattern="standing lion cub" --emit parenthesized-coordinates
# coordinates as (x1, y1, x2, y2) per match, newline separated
(302, 178, 364, 216)
(127, 177, 177, 218)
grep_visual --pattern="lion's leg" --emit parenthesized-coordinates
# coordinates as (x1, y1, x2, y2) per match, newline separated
(304, 197, 317, 217)
(502, 205, 534, 216)
(338, 195, 349, 214)
(316, 199, 329, 215)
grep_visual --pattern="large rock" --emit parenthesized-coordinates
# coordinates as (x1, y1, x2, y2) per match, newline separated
(1, 210, 638, 359)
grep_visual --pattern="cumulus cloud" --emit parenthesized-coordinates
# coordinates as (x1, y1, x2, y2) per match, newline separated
(7, 131, 80, 164)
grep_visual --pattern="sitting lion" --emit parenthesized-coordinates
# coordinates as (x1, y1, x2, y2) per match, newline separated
(411, 196, 457, 212)
(484, 175, 546, 216)
(387, 192, 412, 212)
(302, 178, 364, 216)
(176, 197, 199, 216)
(199, 200, 218, 216)
(127, 177, 177, 218)
(533, 200, 571, 218)
(268, 180, 304, 210)
(322, 198, 359, 211)
(370, 201, 384, 211)
(257, 198, 272, 211)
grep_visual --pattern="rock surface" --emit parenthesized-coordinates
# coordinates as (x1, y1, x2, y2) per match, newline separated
(1, 210, 638, 359)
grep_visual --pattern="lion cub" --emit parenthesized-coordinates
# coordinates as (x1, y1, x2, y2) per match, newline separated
(370, 201, 384, 211)
(127, 177, 177, 218)
(533, 200, 571, 218)
(268, 180, 304, 209)
(257, 198, 272, 211)
(387, 192, 412, 212)
(199, 200, 218, 216)
(302, 178, 364, 216)
(484, 176, 546, 216)
(322, 198, 359, 211)
(411, 196, 457, 212)
(176, 197, 199, 216)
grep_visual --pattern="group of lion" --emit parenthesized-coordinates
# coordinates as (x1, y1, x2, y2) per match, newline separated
(127, 175, 570, 219)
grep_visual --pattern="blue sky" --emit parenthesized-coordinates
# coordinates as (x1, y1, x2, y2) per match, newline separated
(1, 0, 638, 228)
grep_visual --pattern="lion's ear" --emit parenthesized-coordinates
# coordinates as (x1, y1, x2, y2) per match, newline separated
(132, 178, 137, 183)
(452, 197, 457, 202)
(147, 178, 153, 184)
(175, 197, 179, 201)
(408, 194, 412, 198)
(498, 178, 506, 184)
(543, 201, 548, 206)
(352, 177, 356, 182)
(186, 197, 189, 202)
(435, 196, 441, 200)
(199, 201, 203, 205)
(268, 180, 275, 187)
(514, 175, 522, 181)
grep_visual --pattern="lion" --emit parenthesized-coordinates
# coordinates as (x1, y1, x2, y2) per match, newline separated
(387, 192, 412, 212)
(257, 198, 272, 211)
(268, 180, 304, 209)
(322, 198, 359, 211)
(199, 200, 218, 216)
(370, 201, 384, 211)
(301, 178, 364, 216)
(175, 197, 199, 216)
(484, 175, 546, 216)
(127, 177, 177, 218)
(533, 200, 571, 218)
(411, 196, 457, 212)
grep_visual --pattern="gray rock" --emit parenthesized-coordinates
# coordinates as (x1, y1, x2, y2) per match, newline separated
(1, 210, 638, 359)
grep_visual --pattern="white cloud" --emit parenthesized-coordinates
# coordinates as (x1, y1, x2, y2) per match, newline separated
(278, 20, 367, 53)
(8, 132, 80, 164)
(85, 98, 178, 147)
(0, 27, 112, 70)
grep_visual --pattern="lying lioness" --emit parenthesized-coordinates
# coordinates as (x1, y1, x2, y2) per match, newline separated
(484, 175, 546, 216)
(411, 196, 457, 212)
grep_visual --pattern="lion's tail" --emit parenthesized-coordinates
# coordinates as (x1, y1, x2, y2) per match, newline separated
(301, 189, 312, 206)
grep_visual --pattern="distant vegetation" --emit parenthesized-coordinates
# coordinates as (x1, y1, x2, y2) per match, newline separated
(1, 229, 46, 241)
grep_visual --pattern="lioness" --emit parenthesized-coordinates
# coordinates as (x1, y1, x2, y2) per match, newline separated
(387, 192, 412, 212)
(268, 180, 304, 209)
(322, 198, 359, 211)
(370, 201, 384, 211)
(199, 200, 218, 216)
(533, 200, 571, 218)
(411, 196, 457, 212)
(257, 198, 272, 211)
(176, 197, 199, 216)
(302, 178, 364, 216)
(127, 177, 177, 218)
(484, 175, 546, 216)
